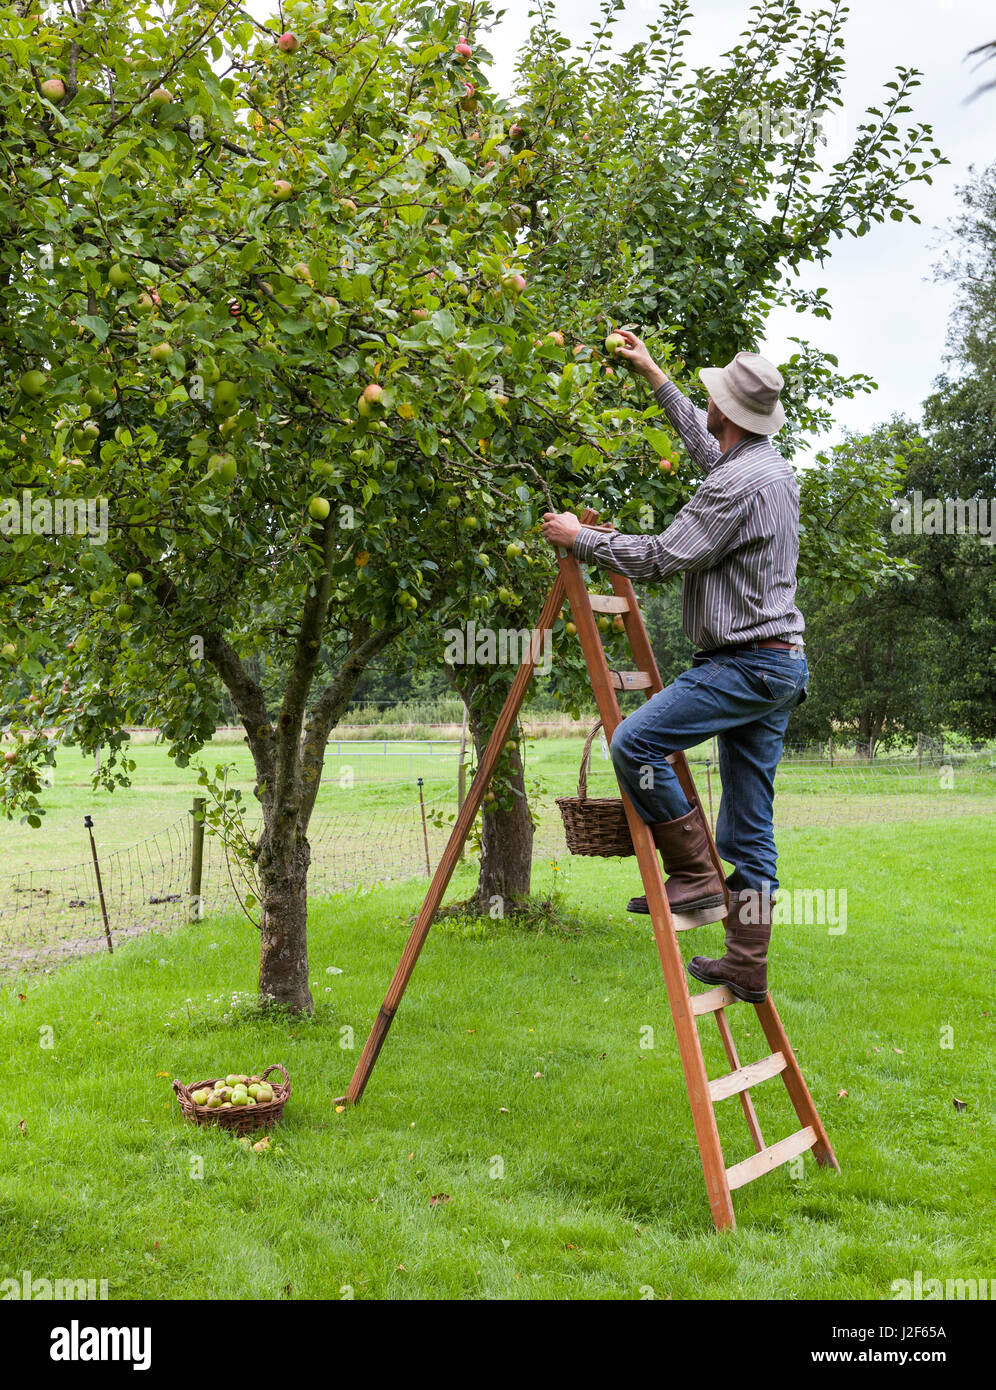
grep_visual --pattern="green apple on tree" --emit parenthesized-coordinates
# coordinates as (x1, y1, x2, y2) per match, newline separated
(19, 370, 48, 397)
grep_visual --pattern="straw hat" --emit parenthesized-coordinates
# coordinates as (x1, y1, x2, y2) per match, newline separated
(699, 352, 786, 434)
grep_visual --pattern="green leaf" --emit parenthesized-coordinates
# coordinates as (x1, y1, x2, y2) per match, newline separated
(430, 309, 457, 340)
(77, 315, 110, 344)
(644, 428, 675, 457)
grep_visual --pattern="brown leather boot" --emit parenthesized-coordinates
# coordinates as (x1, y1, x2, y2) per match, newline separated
(625, 807, 726, 915)
(686, 889, 774, 1002)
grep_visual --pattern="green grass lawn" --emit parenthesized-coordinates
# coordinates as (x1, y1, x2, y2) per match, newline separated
(1, 816, 992, 1299)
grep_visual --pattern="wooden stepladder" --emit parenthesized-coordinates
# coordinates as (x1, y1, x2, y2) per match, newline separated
(336, 510, 839, 1231)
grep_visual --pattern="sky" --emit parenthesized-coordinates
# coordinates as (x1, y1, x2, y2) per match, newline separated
(483, 0, 995, 445)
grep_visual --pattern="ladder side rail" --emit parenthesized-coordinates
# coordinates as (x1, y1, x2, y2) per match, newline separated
(339, 549, 581, 1106)
(561, 553, 736, 1231)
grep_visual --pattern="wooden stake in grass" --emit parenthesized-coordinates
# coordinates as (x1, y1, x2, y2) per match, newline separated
(417, 778, 431, 877)
(189, 797, 205, 922)
(84, 814, 113, 954)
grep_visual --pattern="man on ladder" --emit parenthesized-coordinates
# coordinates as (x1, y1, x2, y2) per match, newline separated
(541, 332, 806, 1005)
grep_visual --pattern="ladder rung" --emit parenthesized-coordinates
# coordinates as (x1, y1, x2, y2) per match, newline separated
(610, 670, 654, 690)
(710, 1051, 786, 1103)
(671, 905, 726, 932)
(725, 1126, 817, 1191)
(690, 985, 739, 1016)
(587, 593, 630, 614)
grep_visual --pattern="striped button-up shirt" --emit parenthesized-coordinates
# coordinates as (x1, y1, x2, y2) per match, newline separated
(572, 380, 805, 651)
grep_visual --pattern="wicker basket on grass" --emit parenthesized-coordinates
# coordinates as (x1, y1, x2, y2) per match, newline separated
(173, 1063, 290, 1134)
(555, 720, 635, 858)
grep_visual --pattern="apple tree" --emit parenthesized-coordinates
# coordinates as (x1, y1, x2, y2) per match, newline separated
(0, 0, 692, 1004)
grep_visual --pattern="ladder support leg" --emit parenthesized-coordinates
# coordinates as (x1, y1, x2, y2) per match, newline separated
(753, 994, 840, 1171)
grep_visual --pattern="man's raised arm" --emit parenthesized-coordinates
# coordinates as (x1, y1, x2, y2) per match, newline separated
(613, 330, 722, 475)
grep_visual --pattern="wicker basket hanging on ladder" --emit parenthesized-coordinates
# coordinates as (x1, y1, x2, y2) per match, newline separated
(556, 720, 635, 857)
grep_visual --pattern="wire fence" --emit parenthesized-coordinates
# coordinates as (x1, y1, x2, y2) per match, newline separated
(1, 743, 993, 977)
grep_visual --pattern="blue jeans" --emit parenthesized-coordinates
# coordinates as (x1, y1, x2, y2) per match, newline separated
(609, 646, 808, 893)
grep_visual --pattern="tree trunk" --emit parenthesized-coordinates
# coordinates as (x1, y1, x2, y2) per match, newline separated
(475, 744, 533, 912)
(449, 664, 533, 914)
(256, 829, 314, 1013)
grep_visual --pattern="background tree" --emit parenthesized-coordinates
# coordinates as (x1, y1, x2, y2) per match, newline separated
(790, 162, 996, 747)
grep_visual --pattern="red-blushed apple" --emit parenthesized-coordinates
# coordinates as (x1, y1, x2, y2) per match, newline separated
(411, 308, 428, 321)
(546, 330, 564, 347)
(362, 383, 383, 404)
(292, 262, 312, 281)
(503, 273, 526, 295)
(270, 178, 293, 201)
(658, 458, 672, 472)
(338, 197, 358, 217)
(40, 77, 66, 102)
(277, 31, 300, 53)
(454, 39, 472, 63)
(509, 123, 525, 140)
